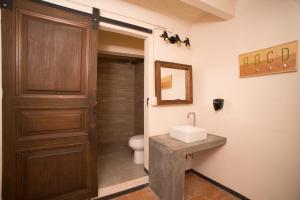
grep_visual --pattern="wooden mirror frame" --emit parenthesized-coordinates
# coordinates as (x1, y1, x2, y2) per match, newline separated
(155, 60, 193, 105)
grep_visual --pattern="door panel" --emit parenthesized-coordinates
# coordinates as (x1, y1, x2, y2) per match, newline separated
(2, 0, 98, 199)
(17, 9, 87, 96)
(17, 145, 88, 200)
(16, 108, 87, 139)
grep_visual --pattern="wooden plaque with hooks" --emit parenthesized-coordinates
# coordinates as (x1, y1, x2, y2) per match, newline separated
(239, 41, 298, 77)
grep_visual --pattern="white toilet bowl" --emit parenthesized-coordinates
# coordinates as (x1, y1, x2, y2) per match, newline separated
(129, 135, 144, 164)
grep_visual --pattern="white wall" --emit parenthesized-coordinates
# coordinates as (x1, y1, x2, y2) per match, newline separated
(191, 0, 300, 199)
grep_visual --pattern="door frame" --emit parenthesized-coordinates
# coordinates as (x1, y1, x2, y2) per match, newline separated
(95, 23, 153, 198)
(98, 21, 153, 171)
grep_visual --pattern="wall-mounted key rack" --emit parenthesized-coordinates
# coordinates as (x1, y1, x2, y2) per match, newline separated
(239, 41, 298, 77)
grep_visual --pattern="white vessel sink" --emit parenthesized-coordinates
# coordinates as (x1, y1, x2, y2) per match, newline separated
(169, 125, 207, 143)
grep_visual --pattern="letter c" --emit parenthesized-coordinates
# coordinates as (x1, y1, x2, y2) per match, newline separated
(267, 51, 274, 63)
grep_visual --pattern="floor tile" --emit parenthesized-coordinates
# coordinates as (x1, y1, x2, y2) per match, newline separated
(114, 174, 240, 200)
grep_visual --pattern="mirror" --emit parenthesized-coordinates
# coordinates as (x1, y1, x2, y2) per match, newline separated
(155, 61, 193, 105)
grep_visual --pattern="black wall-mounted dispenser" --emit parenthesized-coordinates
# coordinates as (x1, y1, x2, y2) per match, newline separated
(213, 99, 224, 111)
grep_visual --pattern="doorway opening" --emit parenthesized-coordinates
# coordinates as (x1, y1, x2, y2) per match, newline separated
(96, 30, 147, 194)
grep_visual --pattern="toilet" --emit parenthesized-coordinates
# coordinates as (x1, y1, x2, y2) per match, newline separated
(129, 135, 144, 164)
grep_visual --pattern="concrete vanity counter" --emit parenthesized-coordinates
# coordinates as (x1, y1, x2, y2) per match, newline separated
(149, 134, 226, 200)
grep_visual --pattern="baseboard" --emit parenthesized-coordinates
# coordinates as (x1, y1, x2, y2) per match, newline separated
(94, 176, 149, 199)
(186, 169, 250, 200)
(95, 169, 249, 200)
(95, 183, 148, 200)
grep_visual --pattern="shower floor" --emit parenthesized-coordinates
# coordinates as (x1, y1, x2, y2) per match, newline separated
(97, 141, 147, 188)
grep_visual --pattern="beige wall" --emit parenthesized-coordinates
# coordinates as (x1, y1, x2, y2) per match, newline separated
(98, 30, 144, 57)
(191, 0, 300, 199)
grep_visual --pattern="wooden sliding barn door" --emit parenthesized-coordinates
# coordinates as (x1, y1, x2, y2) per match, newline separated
(2, 0, 98, 199)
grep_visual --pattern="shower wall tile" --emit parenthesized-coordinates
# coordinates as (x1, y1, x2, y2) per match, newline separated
(97, 57, 144, 143)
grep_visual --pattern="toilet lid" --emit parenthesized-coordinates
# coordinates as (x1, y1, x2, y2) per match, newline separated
(129, 135, 144, 148)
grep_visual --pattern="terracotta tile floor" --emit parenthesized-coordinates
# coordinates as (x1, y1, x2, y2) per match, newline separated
(114, 173, 240, 200)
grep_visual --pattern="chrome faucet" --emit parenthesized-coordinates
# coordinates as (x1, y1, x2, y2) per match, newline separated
(187, 112, 196, 126)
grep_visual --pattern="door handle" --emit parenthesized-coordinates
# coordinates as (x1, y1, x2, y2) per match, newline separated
(93, 102, 97, 116)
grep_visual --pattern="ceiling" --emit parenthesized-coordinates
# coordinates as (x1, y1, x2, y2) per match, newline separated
(123, 0, 210, 22)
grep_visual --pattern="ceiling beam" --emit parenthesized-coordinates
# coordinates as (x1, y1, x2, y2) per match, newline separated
(180, 0, 236, 20)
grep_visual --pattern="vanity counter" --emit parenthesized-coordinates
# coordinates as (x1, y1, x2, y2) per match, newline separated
(150, 133, 226, 153)
(149, 134, 226, 200)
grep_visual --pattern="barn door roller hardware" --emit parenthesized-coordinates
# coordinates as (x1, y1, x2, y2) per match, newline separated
(26, 0, 152, 34)
(92, 8, 100, 29)
(0, 0, 12, 10)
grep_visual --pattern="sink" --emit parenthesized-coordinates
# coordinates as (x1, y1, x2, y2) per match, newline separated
(169, 125, 207, 143)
